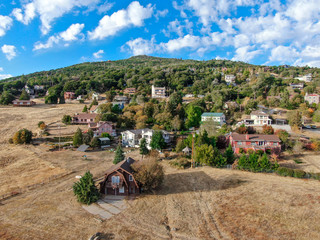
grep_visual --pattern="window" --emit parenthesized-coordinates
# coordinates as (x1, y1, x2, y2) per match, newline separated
(258, 141, 264, 146)
(111, 176, 120, 184)
(129, 175, 133, 181)
(237, 141, 242, 145)
(119, 187, 124, 193)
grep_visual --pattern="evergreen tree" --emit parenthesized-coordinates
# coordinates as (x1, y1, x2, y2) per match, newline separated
(113, 144, 124, 164)
(224, 144, 235, 164)
(19, 89, 30, 100)
(139, 138, 149, 159)
(90, 137, 100, 148)
(73, 171, 100, 205)
(83, 105, 88, 112)
(150, 131, 166, 150)
(73, 128, 83, 147)
(0, 91, 15, 105)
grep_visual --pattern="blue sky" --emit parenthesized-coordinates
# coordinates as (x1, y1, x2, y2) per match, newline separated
(1, 0, 320, 79)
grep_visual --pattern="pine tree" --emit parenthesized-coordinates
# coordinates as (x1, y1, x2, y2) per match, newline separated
(82, 105, 88, 112)
(73, 171, 100, 205)
(73, 128, 83, 147)
(139, 138, 149, 159)
(224, 144, 235, 164)
(19, 89, 30, 100)
(90, 137, 100, 148)
(113, 144, 124, 164)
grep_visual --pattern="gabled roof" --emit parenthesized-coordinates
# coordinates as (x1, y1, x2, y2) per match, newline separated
(77, 144, 89, 152)
(105, 157, 136, 175)
(73, 113, 98, 119)
(250, 110, 269, 116)
(201, 112, 224, 117)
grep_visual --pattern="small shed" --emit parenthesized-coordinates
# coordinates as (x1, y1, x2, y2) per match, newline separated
(182, 146, 192, 155)
(77, 144, 89, 152)
(99, 137, 110, 149)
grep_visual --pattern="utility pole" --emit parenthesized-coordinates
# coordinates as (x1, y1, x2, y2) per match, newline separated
(191, 133, 195, 168)
(58, 124, 61, 151)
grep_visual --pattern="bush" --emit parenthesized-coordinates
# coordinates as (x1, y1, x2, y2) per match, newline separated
(293, 169, 306, 178)
(12, 128, 32, 144)
(132, 159, 164, 192)
(276, 167, 294, 177)
(169, 157, 191, 169)
(62, 115, 72, 125)
(38, 121, 45, 128)
(311, 172, 320, 180)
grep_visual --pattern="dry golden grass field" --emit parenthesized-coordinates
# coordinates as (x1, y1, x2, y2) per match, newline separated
(1, 102, 320, 240)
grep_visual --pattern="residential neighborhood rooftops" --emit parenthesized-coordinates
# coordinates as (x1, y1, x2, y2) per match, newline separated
(201, 112, 224, 117)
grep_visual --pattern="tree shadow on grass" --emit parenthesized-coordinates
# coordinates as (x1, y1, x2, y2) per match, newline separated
(157, 170, 248, 196)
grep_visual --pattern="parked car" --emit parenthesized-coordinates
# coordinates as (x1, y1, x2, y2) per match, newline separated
(305, 125, 312, 129)
(311, 125, 317, 129)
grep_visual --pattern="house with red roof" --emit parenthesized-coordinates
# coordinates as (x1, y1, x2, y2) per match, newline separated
(72, 113, 97, 124)
(227, 133, 281, 155)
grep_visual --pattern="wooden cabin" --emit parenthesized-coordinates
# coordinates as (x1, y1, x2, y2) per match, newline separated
(99, 157, 139, 196)
(12, 99, 36, 107)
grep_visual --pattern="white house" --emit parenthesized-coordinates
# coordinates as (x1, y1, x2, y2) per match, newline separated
(304, 93, 320, 105)
(244, 110, 272, 126)
(151, 85, 166, 98)
(225, 75, 236, 84)
(290, 83, 304, 90)
(201, 112, 226, 125)
(92, 92, 102, 100)
(121, 128, 171, 149)
(295, 73, 312, 82)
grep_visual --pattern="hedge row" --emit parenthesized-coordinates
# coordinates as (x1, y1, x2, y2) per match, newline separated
(276, 167, 320, 180)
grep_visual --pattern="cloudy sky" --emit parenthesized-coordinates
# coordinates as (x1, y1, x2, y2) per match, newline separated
(1, 0, 320, 79)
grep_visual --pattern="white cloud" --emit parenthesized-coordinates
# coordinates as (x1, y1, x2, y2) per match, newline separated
(12, 2, 35, 25)
(0, 74, 13, 80)
(163, 19, 193, 37)
(0, 15, 13, 37)
(269, 45, 299, 63)
(97, 1, 114, 14)
(0, 67, 3, 71)
(155, 9, 168, 20)
(93, 49, 104, 59)
(1, 45, 17, 60)
(33, 23, 84, 50)
(183, 0, 257, 26)
(123, 37, 159, 55)
(162, 34, 201, 52)
(232, 45, 262, 62)
(88, 1, 153, 40)
(12, 0, 99, 35)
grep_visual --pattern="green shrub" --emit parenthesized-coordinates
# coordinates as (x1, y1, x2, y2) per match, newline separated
(293, 169, 306, 178)
(277, 167, 294, 177)
(169, 157, 191, 169)
(311, 173, 320, 180)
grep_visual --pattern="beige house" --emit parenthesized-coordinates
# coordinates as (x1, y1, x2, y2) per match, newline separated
(151, 85, 166, 98)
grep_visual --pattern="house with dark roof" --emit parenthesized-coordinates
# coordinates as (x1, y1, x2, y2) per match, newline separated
(201, 112, 226, 125)
(99, 157, 139, 196)
(227, 133, 281, 154)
